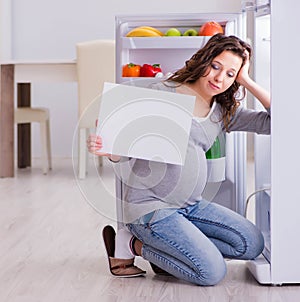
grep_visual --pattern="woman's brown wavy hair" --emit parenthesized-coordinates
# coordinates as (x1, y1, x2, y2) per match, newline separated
(166, 33, 251, 131)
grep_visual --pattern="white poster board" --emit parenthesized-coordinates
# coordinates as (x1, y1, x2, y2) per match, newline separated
(97, 82, 195, 165)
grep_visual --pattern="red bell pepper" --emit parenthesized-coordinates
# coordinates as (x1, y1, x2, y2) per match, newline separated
(140, 64, 162, 77)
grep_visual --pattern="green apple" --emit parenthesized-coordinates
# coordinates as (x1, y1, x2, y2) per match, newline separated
(183, 28, 198, 36)
(165, 28, 181, 36)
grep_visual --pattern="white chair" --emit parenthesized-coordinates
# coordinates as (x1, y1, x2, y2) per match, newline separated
(14, 107, 52, 174)
(76, 39, 115, 179)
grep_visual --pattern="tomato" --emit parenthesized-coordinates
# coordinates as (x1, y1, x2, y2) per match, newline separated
(198, 21, 223, 36)
(122, 63, 141, 77)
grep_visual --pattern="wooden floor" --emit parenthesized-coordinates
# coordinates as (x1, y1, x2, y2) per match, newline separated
(1, 158, 300, 302)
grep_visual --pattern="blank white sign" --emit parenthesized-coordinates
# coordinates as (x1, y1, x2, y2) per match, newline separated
(96, 82, 195, 165)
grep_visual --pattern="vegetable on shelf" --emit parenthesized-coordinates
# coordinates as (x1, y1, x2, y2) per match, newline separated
(140, 64, 162, 77)
(205, 137, 221, 159)
(122, 63, 141, 77)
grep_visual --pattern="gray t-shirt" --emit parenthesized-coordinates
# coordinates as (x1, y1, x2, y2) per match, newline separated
(113, 81, 270, 223)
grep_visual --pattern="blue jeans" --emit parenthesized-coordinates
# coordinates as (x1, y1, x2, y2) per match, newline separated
(127, 200, 264, 286)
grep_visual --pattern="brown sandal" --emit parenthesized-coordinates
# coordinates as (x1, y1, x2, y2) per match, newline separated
(102, 225, 146, 277)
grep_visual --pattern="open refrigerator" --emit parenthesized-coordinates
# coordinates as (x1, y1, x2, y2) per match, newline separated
(115, 12, 248, 217)
(114, 0, 300, 285)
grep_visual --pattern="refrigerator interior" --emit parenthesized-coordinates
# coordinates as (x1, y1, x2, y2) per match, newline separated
(115, 13, 246, 83)
(115, 13, 247, 220)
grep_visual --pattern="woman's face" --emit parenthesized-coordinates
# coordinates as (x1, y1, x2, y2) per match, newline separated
(196, 50, 243, 101)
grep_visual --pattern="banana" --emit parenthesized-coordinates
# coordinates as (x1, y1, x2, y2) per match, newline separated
(126, 26, 162, 37)
(138, 26, 164, 36)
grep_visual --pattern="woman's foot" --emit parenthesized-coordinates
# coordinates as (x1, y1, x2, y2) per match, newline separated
(149, 262, 172, 276)
(108, 257, 146, 277)
(102, 225, 146, 277)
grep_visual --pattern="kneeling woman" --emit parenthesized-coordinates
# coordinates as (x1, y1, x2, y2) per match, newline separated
(87, 34, 270, 285)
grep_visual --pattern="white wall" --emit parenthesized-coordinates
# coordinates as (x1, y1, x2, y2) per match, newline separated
(10, 0, 242, 157)
(0, 0, 12, 60)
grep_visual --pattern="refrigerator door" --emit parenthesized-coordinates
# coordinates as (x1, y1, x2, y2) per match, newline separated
(249, 0, 300, 285)
(115, 13, 247, 219)
(246, 12, 272, 285)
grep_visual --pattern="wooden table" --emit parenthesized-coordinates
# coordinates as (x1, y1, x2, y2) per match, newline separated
(0, 60, 77, 177)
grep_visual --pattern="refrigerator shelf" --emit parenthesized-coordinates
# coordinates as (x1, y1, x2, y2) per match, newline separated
(121, 36, 211, 49)
(120, 76, 161, 81)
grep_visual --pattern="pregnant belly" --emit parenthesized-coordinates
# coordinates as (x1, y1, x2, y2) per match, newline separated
(148, 147, 208, 206)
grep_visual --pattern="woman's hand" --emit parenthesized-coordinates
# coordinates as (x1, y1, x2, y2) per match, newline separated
(236, 50, 270, 109)
(236, 50, 251, 86)
(86, 134, 121, 162)
(86, 134, 110, 156)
